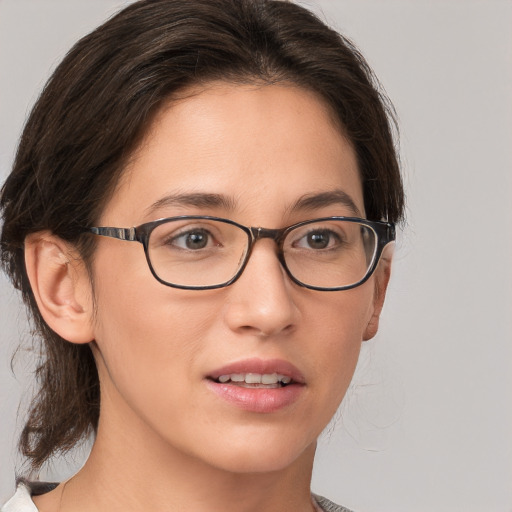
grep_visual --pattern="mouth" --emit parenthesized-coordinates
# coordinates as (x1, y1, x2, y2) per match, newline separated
(205, 358, 305, 413)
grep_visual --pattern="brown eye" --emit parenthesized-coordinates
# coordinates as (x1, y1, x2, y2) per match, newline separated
(170, 229, 214, 250)
(306, 232, 330, 249)
(293, 229, 341, 250)
(184, 231, 209, 249)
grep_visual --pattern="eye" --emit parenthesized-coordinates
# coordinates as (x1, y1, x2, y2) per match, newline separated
(293, 229, 342, 250)
(169, 228, 217, 250)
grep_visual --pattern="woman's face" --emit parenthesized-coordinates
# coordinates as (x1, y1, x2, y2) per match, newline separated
(87, 83, 388, 474)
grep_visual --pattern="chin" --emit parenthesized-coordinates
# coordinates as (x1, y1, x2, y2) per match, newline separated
(194, 432, 317, 475)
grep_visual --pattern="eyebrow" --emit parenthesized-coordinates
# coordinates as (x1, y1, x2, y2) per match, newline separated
(145, 192, 237, 217)
(145, 189, 362, 219)
(289, 190, 362, 217)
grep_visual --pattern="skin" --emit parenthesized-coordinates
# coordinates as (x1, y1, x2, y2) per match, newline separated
(26, 83, 392, 512)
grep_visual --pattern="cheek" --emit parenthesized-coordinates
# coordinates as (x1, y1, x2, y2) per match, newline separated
(92, 285, 212, 385)
(303, 281, 375, 348)
(303, 284, 375, 402)
(89, 246, 215, 414)
(90, 286, 225, 453)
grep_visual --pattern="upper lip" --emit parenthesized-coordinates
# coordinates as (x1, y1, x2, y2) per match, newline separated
(206, 358, 306, 384)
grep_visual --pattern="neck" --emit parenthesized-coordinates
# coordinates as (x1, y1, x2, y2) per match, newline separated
(56, 384, 317, 512)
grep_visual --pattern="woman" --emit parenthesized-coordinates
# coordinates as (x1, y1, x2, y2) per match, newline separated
(0, 0, 404, 511)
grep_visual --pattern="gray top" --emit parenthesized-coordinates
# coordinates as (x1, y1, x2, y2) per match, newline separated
(313, 493, 355, 512)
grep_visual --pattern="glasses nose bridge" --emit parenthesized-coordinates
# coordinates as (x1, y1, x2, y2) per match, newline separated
(245, 226, 288, 278)
(249, 226, 285, 245)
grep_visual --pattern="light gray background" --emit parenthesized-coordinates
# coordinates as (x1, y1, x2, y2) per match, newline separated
(1, 1, 511, 511)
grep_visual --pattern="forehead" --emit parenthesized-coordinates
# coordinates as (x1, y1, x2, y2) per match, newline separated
(102, 82, 363, 225)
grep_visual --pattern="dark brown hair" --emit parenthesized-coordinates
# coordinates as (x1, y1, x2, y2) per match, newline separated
(0, 0, 404, 470)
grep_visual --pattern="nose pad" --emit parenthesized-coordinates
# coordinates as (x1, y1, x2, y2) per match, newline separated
(223, 240, 298, 337)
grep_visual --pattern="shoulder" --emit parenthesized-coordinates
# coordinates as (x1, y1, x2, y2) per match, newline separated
(312, 493, 356, 512)
(1, 482, 58, 512)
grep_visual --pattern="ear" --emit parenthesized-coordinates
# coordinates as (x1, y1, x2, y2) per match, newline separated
(24, 231, 94, 344)
(363, 244, 394, 341)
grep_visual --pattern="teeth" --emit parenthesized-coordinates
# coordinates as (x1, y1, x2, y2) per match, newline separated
(216, 373, 292, 385)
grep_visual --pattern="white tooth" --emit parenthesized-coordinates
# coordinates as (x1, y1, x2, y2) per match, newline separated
(218, 375, 230, 383)
(230, 374, 245, 382)
(280, 375, 292, 384)
(245, 373, 262, 384)
(261, 373, 279, 384)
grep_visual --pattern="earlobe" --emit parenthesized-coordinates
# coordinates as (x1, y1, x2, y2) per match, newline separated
(24, 231, 94, 344)
(363, 245, 394, 341)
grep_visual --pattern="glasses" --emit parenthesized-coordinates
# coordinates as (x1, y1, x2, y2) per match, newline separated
(88, 216, 395, 291)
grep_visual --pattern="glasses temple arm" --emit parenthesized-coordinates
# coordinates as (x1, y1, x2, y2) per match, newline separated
(89, 226, 137, 241)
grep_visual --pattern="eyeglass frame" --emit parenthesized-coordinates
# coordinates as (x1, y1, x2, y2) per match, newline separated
(87, 215, 395, 291)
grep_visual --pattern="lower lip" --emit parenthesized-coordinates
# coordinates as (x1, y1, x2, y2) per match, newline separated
(205, 380, 304, 413)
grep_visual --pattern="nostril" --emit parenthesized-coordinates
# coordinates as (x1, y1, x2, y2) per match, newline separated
(236, 322, 295, 338)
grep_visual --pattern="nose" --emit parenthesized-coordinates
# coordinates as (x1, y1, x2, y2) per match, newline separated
(223, 240, 299, 337)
